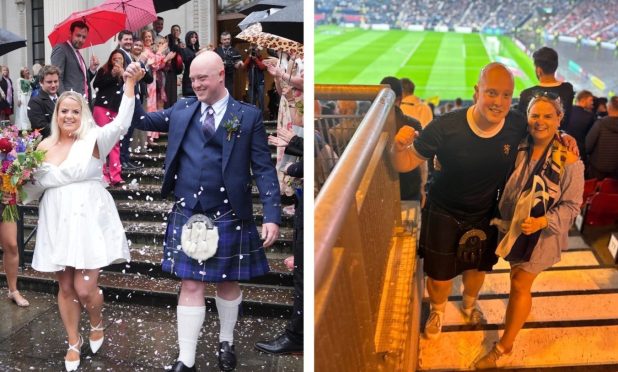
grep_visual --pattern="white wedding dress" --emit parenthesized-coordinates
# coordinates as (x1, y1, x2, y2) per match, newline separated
(27, 95, 135, 272)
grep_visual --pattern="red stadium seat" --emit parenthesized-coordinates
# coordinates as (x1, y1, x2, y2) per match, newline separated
(582, 193, 618, 228)
(598, 178, 618, 194)
(582, 179, 598, 208)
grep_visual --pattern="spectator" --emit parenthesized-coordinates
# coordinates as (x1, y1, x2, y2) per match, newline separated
(215, 31, 243, 97)
(15, 67, 33, 130)
(243, 44, 266, 111)
(164, 25, 184, 108)
(0, 65, 14, 121)
(180, 31, 200, 97)
(585, 96, 618, 180)
(400, 77, 433, 127)
(27, 65, 60, 138)
(50, 20, 99, 101)
(518, 47, 574, 129)
(566, 90, 595, 163)
(92, 50, 127, 186)
(152, 16, 164, 38)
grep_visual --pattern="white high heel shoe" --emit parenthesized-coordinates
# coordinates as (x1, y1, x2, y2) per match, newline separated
(65, 335, 83, 371)
(89, 321, 105, 354)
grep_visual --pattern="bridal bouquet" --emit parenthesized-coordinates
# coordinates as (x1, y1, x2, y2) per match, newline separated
(0, 124, 45, 222)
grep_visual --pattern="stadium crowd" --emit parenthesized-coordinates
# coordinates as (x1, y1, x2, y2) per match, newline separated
(316, 0, 618, 42)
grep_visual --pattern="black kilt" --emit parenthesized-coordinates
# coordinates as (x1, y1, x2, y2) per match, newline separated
(419, 202, 499, 281)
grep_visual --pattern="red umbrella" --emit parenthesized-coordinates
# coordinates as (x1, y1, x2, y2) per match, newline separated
(99, 0, 157, 32)
(48, 8, 127, 47)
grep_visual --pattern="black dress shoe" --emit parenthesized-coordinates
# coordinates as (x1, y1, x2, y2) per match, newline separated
(254, 333, 303, 355)
(218, 341, 237, 371)
(168, 360, 196, 372)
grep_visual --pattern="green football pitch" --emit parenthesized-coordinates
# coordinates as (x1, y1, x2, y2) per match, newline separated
(315, 25, 538, 101)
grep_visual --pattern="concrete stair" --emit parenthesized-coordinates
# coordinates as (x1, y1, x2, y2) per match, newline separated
(417, 229, 618, 371)
(3, 121, 299, 318)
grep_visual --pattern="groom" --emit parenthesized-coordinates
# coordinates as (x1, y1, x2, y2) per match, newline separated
(128, 51, 281, 371)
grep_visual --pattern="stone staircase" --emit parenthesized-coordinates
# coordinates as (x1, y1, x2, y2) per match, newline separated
(417, 230, 618, 371)
(1, 121, 298, 318)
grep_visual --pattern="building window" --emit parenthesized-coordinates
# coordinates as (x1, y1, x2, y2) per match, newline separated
(31, 0, 44, 65)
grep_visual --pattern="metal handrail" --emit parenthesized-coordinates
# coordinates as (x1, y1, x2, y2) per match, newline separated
(314, 85, 395, 289)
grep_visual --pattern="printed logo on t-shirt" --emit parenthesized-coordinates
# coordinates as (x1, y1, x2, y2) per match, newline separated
(503, 144, 511, 156)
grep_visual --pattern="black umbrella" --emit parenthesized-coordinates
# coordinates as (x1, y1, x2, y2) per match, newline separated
(0, 28, 26, 57)
(260, 2, 303, 43)
(153, 0, 191, 13)
(239, 0, 290, 15)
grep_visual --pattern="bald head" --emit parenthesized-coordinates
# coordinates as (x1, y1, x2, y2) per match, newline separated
(478, 62, 514, 87)
(190, 50, 227, 104)
(473, 62, 515, 127)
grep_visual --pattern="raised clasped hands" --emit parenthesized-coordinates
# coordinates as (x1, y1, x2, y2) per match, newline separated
(123, 62, 145, 83)
(393, 125, 417, 152)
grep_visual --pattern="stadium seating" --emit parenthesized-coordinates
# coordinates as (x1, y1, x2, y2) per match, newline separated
(598, 178, 618, 194)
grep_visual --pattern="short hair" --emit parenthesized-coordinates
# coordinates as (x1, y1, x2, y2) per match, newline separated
(532, 47, 559, 74)
(609, 96, 618, 111)
(157, 16, 163, 21)
(455, 97, 463, 106)
(70, 21, 89, 33)
(118, 30, 133, 41)
(576, 90, 594, 102)
(39, 65, 60, 82)
(220, 31, 231, 38)
(380, 76, 402, 99)
(400, 78, 415, 94)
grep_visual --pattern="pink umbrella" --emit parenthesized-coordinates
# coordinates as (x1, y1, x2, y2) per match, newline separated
(99, 0, 158, 32)
(48, 8, 127, 47)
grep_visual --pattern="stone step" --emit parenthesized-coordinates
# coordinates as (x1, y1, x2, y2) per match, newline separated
(21, 199, 295, 228)
(427, 267, 618, 301)
(0, 263, 293, 318)
(418, 325, 618, 370)
(438, 293, 618, 328)
(0, 290, 302, 371)
(21, 217, 296, 254)
(105, 182, 273, 205)
(120, 154, 280, 184)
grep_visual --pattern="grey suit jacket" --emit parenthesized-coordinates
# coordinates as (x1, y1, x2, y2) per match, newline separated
(50, 41, 94, 98)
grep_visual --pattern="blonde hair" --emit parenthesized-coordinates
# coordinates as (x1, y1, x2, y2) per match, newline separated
(49, 91, 96, 143)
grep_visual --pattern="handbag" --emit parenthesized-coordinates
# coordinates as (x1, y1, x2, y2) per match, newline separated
(180, 214, 218, 261)
(173, 53, 184, 74)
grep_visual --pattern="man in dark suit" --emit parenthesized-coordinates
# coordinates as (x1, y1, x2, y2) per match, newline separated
(129, 51, 280, 372)
(215, 32, 243, 98)
(27, 65, 60, 138)
(50, 20, 99, 101)
(116, 30, 148, 170)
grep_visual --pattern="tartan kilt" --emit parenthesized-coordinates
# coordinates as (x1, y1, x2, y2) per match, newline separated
(161, 202, 270, 282)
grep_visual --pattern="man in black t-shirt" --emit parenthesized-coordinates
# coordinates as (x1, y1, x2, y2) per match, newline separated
(392, 63, 527, 341)
(518, 47, 574, 129)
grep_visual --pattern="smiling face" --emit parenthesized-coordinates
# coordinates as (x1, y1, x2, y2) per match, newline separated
(56, 96, 82, 135)
(189, 51, 226, 105)
(527, 98, 563, 145)
(41, 73, 59, 96)
(474, 63, 514, 127)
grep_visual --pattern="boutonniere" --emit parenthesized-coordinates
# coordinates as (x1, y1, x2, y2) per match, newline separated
(223, 115, 241, 141)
